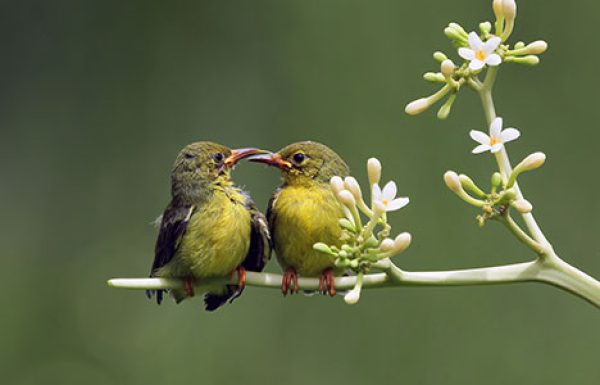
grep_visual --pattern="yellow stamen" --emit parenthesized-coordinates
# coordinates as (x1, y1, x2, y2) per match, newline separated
(475, 50, 486, 61)
(489, 136, 500, 146)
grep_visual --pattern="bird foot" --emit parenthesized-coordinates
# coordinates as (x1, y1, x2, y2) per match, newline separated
(319, 268, 336, 297)
(282, 268, 299, 296)
(233, 266, 247, 292)
(183, 277, 195, 297)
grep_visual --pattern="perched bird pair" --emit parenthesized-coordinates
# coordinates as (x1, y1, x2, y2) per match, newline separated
(147, 141, 348, 311)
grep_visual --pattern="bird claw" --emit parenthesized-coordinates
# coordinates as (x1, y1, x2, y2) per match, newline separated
(282, 268, 299, 296)
(235, 266, 246, 292)
(319, 268, 336, 297)
(183, 277, 195, 297)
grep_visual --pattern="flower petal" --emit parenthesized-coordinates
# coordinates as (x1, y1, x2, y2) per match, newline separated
(386, 197, 410, 211)
(469, 59, 485, 71)
(472, 144, 491, 154)
(501, 128, 520, 142)
(382, 181, 397, 201)
(470, 130, 490, 145)
(485, 53, 502, 66)
(468, 32, 483, 50)
(483, 36, 501, 54)
(490, 117, 503, 136)
(490, 143, 503, 153)
(372, 183, 382, 201)
(458, 47, 475, 60)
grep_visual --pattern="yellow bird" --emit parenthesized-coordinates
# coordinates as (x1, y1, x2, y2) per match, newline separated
(147, 141, 271, 311)
(251, 141, 349, 296)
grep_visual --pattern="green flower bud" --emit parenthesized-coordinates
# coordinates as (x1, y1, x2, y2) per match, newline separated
(459, 174, 487, 198)
(514, 41, 525, 50)
(364, 236, 379, 248)
(433, 51, 448, 62)
(437, 93, 456, 120)
(479, 21, 492, 34)
(313, 242, 334, 255)
(339, 250, 349, 259)
(504, 55, 540, 65)
(423, 72, 446, 83)
(491, 172, 503, 189)
(339, 218, 355, 231)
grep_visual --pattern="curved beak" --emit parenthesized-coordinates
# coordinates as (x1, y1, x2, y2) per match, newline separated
(248, 153, 292, 170)
(223, 148, 271, 168)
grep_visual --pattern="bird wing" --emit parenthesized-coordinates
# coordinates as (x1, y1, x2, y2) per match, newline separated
(147, 203, 195, 304)
(242, 198, 272, 272)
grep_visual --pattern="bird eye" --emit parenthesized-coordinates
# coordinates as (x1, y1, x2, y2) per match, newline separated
(213, 153, 224, 162)
(292, 153, 306, 164)
(184, 153, 195, 160)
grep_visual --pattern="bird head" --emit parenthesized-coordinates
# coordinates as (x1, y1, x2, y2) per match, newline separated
(250, 141, 349, 185)
(171, 141, 267, 199)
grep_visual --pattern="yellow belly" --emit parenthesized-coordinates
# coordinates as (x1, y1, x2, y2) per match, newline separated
(273, 185, 344, 276)
(176, 191, 251, 278)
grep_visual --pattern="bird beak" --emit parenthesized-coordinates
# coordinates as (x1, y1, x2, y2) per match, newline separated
(223, 148, 270, 169)
(248, 153, 293, 170)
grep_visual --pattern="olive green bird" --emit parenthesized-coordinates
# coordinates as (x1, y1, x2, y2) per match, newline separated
(251, 141, 349, 296)
(146, 141, 271, 311)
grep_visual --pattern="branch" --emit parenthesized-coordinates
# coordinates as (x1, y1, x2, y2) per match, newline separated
(107, 258, 600, 308)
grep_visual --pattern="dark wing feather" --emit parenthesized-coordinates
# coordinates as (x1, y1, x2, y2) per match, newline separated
(203, 197, 271, 310)
(146, 203, 194, 304)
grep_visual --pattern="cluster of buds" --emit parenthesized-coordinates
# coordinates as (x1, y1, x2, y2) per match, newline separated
(443, 152, 546, 225)
(313, 158, 412, 304)
(405, 0, 547, 120)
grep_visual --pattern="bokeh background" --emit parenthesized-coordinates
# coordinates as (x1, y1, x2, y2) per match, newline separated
(2, 0, 599, 384)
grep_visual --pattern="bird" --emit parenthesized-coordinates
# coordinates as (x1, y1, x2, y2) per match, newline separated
(250, 141, 349, 296)
(146, 141, 271, 311)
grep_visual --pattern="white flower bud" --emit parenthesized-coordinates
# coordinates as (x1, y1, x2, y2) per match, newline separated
(338, 190, 356, 208)
(344, 289, 361, 305)
(344, 176, 363, 200)
(367, 158, 382, 186)
(440, 59, 455, 77)
(512, 198, 533, 214)
(379, 238, 395, 252)
(493, 0, 504, 18)
(503, 0, 517, 21)
(443, 171, 462, 193)
(393, 232, 412, 253)
(515, 152, 546, 173)
(525, 40, 547, 55)
(330, 176, 345, 194)
(405, 98, 431, 115)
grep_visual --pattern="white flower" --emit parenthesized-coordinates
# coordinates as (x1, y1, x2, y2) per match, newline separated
(458, 32, 502, 71)
(372, 181, 409, 212)
(470, 117, 520, 154)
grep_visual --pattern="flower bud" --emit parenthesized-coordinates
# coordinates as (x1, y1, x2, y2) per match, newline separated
(443, 171, 462, 193)
(459, 174, 486, 198)
(339, 218, 355, 231)
(405, 97, 431, 115)
(515, 152, 546, 173)
(344, 289, 361, 305)
(423, 72, 446, 83)
(330, 176, 345, 194)
(491, 172, 503, 189)
(393, 232, 412, 253)
(479, 21, 492, 34)
(379, 238, 395, 252)
(525, 40, 547, 55)
(313, 242, 334, 255)
(338, 190, 356, 208)
(433, 51, 448, 62)
(505, 55, 540, 65)
(514, 41, 525, 50)
(440, 59, 455, 77)
(437, 93, 456, 120)
(512, 198, 533, 213)
(448, 23, 468, 38)
(503, 0, 517, 22)
(344, 176, 363, 200)
(367, 158, 382, 186)
(493, 0, 504, 18)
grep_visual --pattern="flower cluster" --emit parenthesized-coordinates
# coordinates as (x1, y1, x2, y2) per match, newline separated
(405, 0, 547, 120)
(313, 158, 411, 304)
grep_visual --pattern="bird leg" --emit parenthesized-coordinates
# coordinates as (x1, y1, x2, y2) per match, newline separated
(319, 268, 336, 297)
(282, 267, 299, 296)
(183, 276, 195, 297)
(234, 266, 246, 292)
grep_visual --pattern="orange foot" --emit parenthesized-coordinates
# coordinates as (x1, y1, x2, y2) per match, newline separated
(319, 268, 336, 297)
(282, 267, 299, 296)
(183, 276, 195, 297)
(234, 266, 247, 292)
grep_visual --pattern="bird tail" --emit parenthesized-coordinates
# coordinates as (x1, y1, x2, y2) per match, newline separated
(203, 285, 242, 311)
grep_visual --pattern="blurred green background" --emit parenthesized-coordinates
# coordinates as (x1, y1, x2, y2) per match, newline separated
(2, 0, 599, 384)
